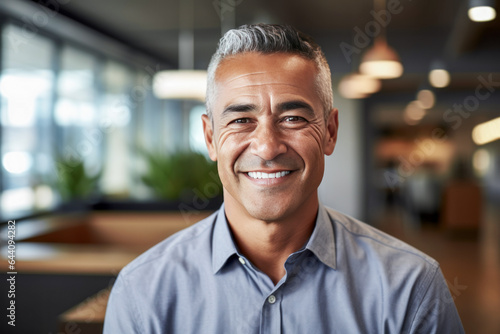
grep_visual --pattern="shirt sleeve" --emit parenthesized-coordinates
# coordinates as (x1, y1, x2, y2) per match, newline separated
(103, 273, 142, 333)
(408, 266, 465, 334)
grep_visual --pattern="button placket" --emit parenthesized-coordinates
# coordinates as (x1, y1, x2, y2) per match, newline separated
(261, 292, 281, 333)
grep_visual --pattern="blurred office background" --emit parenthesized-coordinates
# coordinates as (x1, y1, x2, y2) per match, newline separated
(0, 0, 499, 333)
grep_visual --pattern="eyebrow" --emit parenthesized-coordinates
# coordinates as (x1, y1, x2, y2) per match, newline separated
(222, 103, 257, 116)
(276, 100, 315, 117)
(221, 100, 316, 118)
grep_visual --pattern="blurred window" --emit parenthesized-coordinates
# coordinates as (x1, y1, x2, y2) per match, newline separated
(0, 20, 199, 214)
(0, 23, 144, 214)
(55, 46, 100, 163)
(0, 25, 55, 213)
(189, 104, 208, 155)
(99, 61, 133, 197)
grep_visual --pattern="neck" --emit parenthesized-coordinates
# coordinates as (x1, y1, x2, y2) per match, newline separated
(224, 195, 319, 285)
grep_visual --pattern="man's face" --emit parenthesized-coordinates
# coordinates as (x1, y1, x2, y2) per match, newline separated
(202, 52, 338, 222)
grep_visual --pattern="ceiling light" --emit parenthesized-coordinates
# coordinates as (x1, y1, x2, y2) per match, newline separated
(472, 149, 491, 176)
(153, 70, 207, 101)
(429, 69, 450, 88)
(416, 89, 435, 109)
(428, 60, 451, 88)
(338, 73, 381, 99)
(472, 116, 500, 145)
(404, 100, 426, 125)
(359, 39, 403, 79)
(152, 0, 207, 101)
(468, 0, 497, 22)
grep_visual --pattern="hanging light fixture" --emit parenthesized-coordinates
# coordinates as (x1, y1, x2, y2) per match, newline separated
(404, 100, 427, 125)
(359, 0, 403, 79)
(472, 116, 500, 145)
(153, 71, 207, 101)
(153, 0, 207, 101)
(468, 0, 497, 22)
(429, 69, 450, 88)
(428, 60, 450, 88)
(338, 73, 381, 99)
(359, 38, 403, 79)
(416, 89, 435, 109)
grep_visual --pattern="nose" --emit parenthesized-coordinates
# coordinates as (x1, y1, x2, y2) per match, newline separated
(249, 121, 287, 161)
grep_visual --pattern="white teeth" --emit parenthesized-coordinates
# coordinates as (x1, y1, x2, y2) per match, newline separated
(248, 171, 290, 179)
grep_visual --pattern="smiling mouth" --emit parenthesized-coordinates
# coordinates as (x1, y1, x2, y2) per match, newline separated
(247, 171, 291, 179)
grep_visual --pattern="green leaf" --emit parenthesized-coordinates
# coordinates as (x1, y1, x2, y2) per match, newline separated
(53, 154, 101, 201)
(138, 149, 222, 200)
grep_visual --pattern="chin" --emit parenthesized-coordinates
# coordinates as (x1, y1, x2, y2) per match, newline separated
(244, 202, 292, 223)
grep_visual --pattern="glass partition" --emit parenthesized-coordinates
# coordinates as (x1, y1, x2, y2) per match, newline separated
(0, 25, 55, 214)
(99, 60, 133, 198)
(0, 22, 208, 216)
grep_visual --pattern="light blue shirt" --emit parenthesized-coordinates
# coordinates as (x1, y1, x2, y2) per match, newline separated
(104, 203, 464, 333)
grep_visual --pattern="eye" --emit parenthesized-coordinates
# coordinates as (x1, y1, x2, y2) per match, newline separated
(282, 116, 306, 123)
(230, 118, 252, 124)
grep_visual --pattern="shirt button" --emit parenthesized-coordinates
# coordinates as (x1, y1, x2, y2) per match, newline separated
(267, 295, 276, 304)
(238, 257, 246, 265)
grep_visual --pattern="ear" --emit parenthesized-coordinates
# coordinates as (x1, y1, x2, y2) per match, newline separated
(323, 108, 339, 156)
(202, 114, 217, 161)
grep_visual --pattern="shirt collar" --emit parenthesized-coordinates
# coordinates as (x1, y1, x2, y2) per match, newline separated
(211, 202, 337, 274)
(304, 202, 337, 270)
(212, 203, 239, 274)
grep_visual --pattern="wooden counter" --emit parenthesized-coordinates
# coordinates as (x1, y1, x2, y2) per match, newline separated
(58, 287, 111, 334)
(0, 211, 212, 274)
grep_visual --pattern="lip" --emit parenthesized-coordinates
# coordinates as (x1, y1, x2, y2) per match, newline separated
(242, 170, 294, 185)
(246, 169, 291, 173)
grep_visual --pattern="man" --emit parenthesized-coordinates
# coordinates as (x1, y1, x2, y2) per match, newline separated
(104, 24, 464, 333)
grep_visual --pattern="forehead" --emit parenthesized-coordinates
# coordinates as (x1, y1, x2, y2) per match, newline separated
(214, 52, 320, 110)
(213, 52, 319, 102)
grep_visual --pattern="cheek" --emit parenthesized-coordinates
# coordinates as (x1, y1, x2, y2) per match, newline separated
(217, 127, 246, 149)
(292, 127, 325, 153)
(290, 131, 326, 173)
(302, 144, 325, 170)
(217, 131, 249, 168)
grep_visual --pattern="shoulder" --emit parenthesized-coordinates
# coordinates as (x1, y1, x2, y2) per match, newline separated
(325, 206, 439, 270)
(119, 210, 218, 278)
(323, 207, 453, 329)
(105, 211, 220, 332)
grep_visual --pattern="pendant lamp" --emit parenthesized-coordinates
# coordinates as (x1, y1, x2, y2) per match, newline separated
(153, 0, 207, 101)
(359, 0, 403, 79)
(468, 0, 497, 22)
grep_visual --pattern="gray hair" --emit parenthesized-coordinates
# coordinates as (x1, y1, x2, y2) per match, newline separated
(205, 24, 334, 119)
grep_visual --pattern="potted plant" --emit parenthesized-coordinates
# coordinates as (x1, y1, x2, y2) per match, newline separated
(53, 154, 101, 207)
(140, 149, 222, 206)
